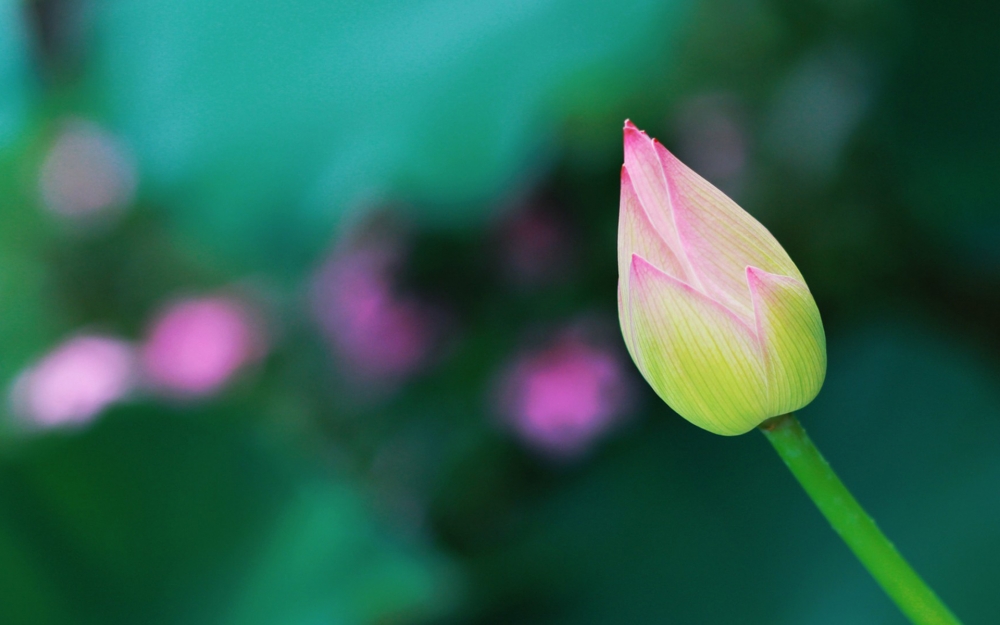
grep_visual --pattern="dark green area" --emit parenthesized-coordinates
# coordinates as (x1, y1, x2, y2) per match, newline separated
(1, 0, 999, 623)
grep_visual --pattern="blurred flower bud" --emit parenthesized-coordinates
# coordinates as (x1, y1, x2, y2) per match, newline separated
(141, 295, 266, 397)
(618, 121, 826, 436)
(39, 119, 136, 222)
(498, 332, 631, 458)
(311, 236, 436, 383)
(10, 334, 136, 428)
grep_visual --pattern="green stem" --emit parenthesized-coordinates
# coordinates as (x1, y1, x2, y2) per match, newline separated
(759, 413, 961, 625)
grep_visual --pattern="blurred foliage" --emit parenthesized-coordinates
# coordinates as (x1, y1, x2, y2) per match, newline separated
(83, 0, 693, 272)
(0, 0, 32, 149)
(0, 140, 64, 384)
(0, 404, 457, 625)
(1, 0, 999, 623)
(0, 4, 54, 383)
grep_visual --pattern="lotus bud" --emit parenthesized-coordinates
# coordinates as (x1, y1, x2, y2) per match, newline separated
(617, 121, 825, 435)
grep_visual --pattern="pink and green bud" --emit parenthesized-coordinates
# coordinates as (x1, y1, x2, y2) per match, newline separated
(617, 121, 826, 435)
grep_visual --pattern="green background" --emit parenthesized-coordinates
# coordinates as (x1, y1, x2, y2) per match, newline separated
(1, 0, 999, 622)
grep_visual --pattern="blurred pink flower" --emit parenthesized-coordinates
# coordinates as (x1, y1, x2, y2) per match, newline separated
(499, 335, 631, 457)
(11, 335, 136, 428)
(141, 296, 265, 397)
(39, 119, 136, 220)
(311, 240, 435, 381)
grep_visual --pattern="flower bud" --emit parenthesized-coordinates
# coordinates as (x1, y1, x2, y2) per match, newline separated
(617, 121, 825, 435)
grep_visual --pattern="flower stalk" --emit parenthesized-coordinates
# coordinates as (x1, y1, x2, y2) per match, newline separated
(760, 413, 962, 625)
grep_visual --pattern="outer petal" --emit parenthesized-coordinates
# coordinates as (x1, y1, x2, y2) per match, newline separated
(618, 283, 640, 374)
(623, 121, 700, 288)
(628, 255, 768, 435)
(747, 267, 826, 416)
(618, 166, 687, 285)
(658, 142, 802, 322)
(618, 166, 687, 368)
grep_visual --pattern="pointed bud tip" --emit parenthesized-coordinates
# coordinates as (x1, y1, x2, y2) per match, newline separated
(622, 119, 647, 141)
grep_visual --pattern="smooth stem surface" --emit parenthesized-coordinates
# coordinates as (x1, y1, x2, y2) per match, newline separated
(760, 413, 961, 625)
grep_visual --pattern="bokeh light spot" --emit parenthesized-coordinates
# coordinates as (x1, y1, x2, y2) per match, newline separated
(39, 118, 137, 221)
(141, 296, 265, 397)
(499, 335, 631, 458)
(10, 334, 136, 428)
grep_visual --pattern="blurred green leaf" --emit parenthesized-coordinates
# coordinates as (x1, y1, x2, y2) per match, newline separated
(221, 484, 456, 625)
(0, 405, 457, 625)
(85, 0, 692, 271)
(0, 239, 59, 383)
(0, 0, 32, 151)
(0, 141, 64, 386)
